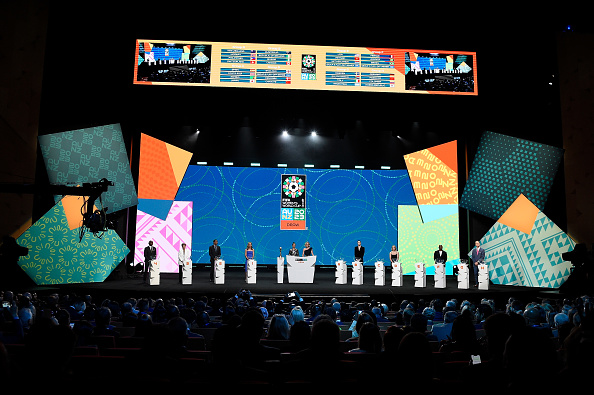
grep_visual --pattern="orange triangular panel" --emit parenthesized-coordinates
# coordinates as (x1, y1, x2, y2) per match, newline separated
(138, 134, 178, 200)
(427, 140, 458, 174)
(497, 193, 539, 234)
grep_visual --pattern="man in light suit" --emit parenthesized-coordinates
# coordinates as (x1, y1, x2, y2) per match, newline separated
(434, 245, 447, 263)
(143, 240, 157, 283)
(354, 240, 365, 263)
(208, 239, 220, 282)
(178, 242, 191, 284)
(471, 240, 485, 287)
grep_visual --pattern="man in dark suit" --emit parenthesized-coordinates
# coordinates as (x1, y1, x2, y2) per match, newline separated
(471, 240, 486, 287)
(434, 245, 447, 263)
(143, 240, 157, 283)
(354, 240, 365, 263)
(208, 239, 220, 282)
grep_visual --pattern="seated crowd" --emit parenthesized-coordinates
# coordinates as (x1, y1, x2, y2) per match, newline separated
(0, 288, 592, 390)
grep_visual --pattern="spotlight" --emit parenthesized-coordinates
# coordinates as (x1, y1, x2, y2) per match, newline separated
(311, 131, 317, 136)
(282, 130, 289, 136)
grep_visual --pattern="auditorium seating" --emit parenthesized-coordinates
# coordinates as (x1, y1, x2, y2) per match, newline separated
(0, 289, 578, 389)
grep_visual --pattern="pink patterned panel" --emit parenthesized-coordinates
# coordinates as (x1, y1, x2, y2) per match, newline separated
(135, 201, 193, 273)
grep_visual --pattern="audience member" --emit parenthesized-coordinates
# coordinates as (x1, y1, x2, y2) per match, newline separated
(91, 306, 120, 337)
(431, 310, 458, 342)
(348, 322, 382, 353)
(267, 313, 290, 340)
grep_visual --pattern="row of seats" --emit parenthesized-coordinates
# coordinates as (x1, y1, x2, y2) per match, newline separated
(4, 335, 473, 388)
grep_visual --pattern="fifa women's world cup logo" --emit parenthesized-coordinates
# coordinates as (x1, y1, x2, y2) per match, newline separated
(283, 175, 305, 199)
(280, 175, 306, 230)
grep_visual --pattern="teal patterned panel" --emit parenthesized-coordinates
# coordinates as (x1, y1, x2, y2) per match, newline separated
(16, 200, 129, 285)
(460, 131, 564, 220)
(38, 123, 138, 213)
(470, 211, 575, 288)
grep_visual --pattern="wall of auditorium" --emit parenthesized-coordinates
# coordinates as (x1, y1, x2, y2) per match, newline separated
(557, 31, 594, 245)
(0, 1, 49, 239)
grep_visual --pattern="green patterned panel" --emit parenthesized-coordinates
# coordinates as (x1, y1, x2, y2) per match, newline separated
(16, 200, 129, 285)
(397, 205, 459, 275)
(460, 131, 564, 220)
(38, 123, 138, 213)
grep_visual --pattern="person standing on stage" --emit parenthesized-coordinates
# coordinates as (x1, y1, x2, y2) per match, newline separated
(389, 245, 399, 262)
(288, 242, 299, 256)
(178, 242, 191, 284)
(354, 240, 365, 263)
(471, 240, 485, 287)
(434, 245, 447, 263)
(208, 239, 220, 282)
(143, 240, 157, 283)
(302, 241, 313, 257)
(245, 242, 255, 281)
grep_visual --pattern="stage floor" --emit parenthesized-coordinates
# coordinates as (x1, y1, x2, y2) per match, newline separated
(30, 265, 564, 306)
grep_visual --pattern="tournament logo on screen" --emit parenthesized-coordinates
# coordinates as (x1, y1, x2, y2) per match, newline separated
(280, 175, 307, 230)
(301, 54, 316, 81)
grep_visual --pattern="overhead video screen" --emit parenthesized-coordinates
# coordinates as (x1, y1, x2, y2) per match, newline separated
(134, 40, 477, 95)
(175, 166, 418, 267)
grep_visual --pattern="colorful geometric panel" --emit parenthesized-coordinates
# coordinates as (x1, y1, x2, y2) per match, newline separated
(460, 131, 564, 220)
(137, 133, 193, 219)
(135, 201, 193, 273)
(397, 205, 459, 275)
(470, 210, 575, 288)
(15, 199, 129, 285)
(404, 140, 458, 223)
(38, 123, 138, 213)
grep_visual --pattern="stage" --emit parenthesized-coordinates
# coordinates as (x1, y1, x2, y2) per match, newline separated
(31, 264, 565, 307)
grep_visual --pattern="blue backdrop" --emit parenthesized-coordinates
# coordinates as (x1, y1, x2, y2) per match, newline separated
(176, 166, 416, 266)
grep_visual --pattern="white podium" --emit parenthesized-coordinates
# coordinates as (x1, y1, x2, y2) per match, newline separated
(414, 262, 426, 288)
(286, 256, 316, 283)
(246, 259, 257, 284)
(457, 261, 469, 289)
(335, 260, 347, 284)
(434, 260, 446, 288)
(276, 257, 284, 283)
(478, 263, 490, 290)
(374, 261, 385, 286)
(149, 259, 160, 286)
(391, 261, 403, 286)
(352, 260, 363, 285)
(182, 258, 192, 285)
(214, 259, 225, 284)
